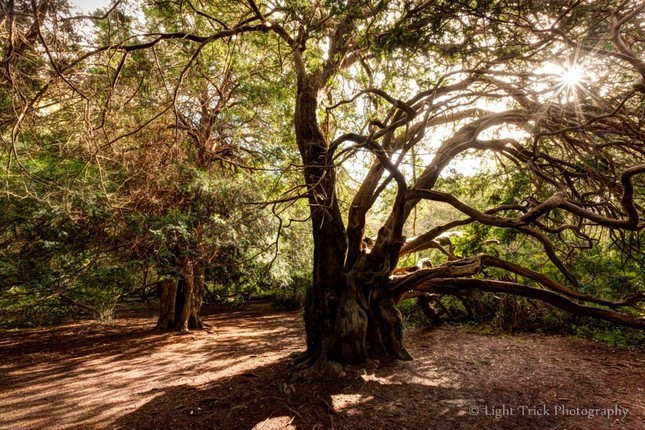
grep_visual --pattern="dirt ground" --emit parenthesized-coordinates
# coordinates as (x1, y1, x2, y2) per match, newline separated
(1, 302, 643, 430)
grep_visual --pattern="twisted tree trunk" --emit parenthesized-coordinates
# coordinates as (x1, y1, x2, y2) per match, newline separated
(296, 76, 409, 372)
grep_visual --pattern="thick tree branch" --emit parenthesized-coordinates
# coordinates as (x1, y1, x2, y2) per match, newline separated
(410, 278, 645, 329)
(391, 253, 637, 304)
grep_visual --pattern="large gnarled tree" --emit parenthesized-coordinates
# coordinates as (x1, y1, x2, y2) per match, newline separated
(260, 0, 645, 371)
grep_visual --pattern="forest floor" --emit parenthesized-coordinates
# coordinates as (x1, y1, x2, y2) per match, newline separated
(1, 302, 644, 430)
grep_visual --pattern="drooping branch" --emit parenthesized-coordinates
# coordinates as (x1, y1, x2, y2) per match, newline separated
(515, 226, 579, 287)
(555, 164, 645, 230)
(7, 19, 275, 162)
(411, 110, 530, 199)
(401, 278, 645, 329)
(381, 249, 645, 329)
(476, 255, 641, 309)
(326, 87, 416, 115)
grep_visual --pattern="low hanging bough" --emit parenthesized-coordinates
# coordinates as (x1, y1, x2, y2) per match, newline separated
(383, 254, 645, 329)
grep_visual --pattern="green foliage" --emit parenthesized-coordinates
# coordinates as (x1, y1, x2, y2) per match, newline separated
(572, 320, 645, 348)
(0, 290, 71, 329)
(398, 298, 430, 329)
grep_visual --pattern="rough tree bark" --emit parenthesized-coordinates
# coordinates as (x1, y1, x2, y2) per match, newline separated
(296, 76, 350, 368)
(156, 278, 178, 329)
(156, 258, 204, 331)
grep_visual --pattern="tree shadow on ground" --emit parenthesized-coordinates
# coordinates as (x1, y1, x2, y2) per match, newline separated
(113, 354, 639, 430)
(113, 357, 468, 430)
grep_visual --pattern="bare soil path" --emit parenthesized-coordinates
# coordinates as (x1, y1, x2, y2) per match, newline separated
(1, 302, 643, 429)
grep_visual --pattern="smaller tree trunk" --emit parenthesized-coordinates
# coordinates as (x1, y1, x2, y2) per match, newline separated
(189, 262, 205, 329)
(176, 259, 195, 332)
(157, 279, 179, 329)
(156, 259, 205, 331)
